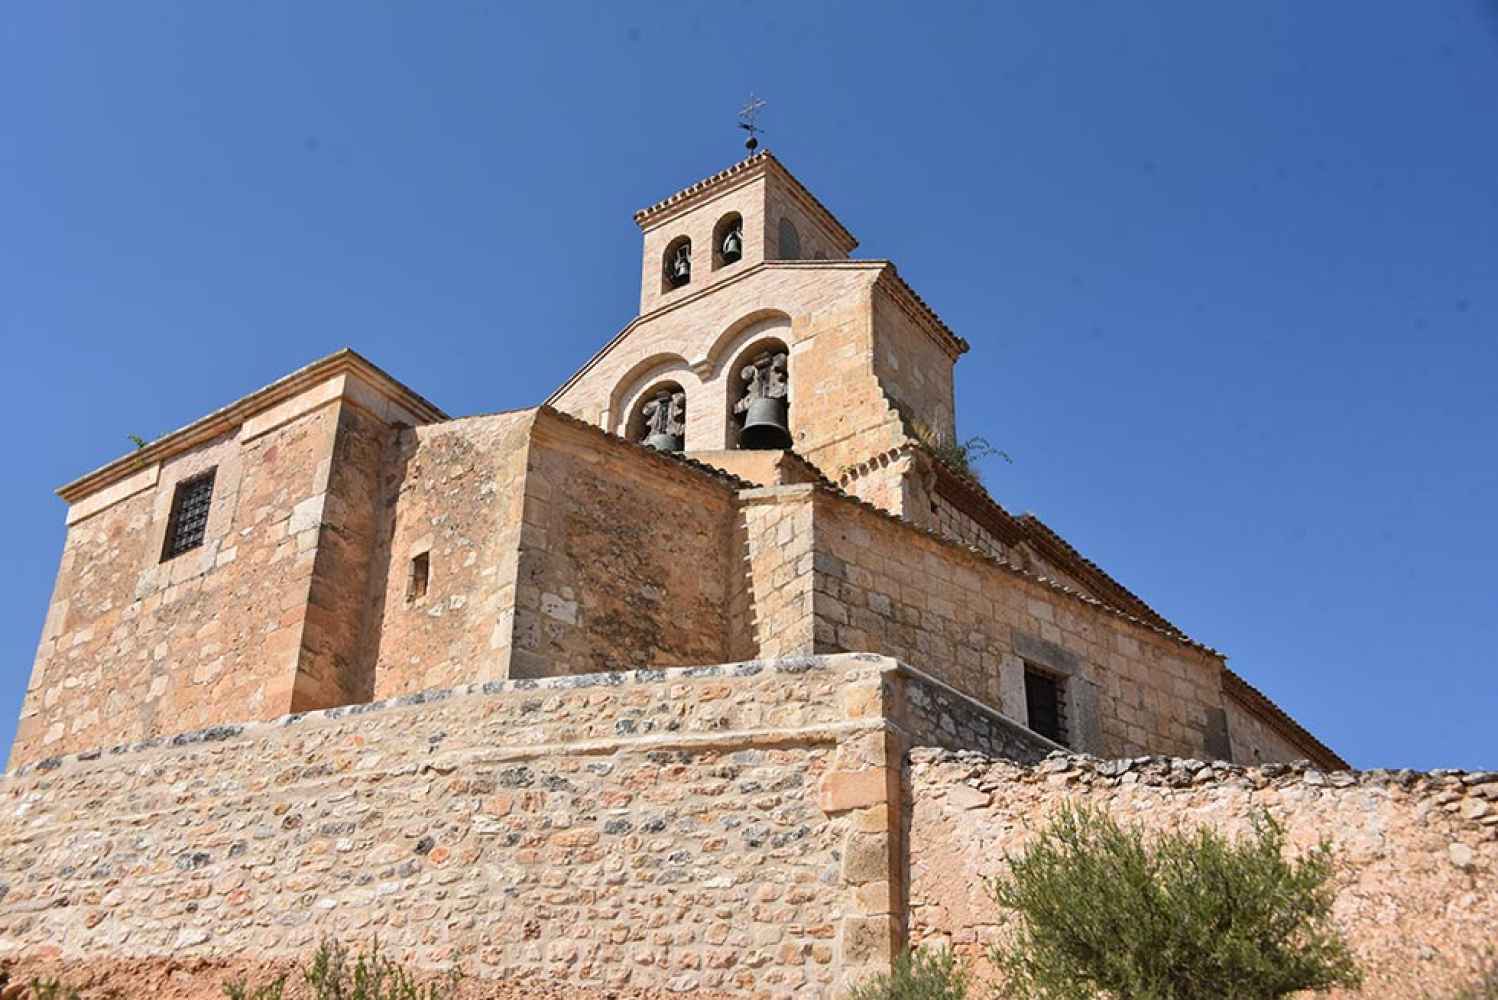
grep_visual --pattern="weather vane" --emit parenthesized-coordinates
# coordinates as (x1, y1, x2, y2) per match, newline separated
(738, 93, 767, 152)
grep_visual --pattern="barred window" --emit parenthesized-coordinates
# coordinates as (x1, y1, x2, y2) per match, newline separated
(1024, 666, 1068, 746)
(161, 470, 215, 561)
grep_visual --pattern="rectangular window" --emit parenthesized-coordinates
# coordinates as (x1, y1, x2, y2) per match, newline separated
(1024, 666, 1068, 746)
(161, 470, 216, 561)
(407, 551, 430, 601)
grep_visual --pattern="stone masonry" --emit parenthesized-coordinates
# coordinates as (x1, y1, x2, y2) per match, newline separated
(908, 749, 1498, 998)
(0, 149, 1395, 995)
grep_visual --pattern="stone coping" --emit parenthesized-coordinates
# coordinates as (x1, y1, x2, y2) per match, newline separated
(6, 654, 1064, 785)
(3, 654, 895, 781)
(910, 747, 1498, 793)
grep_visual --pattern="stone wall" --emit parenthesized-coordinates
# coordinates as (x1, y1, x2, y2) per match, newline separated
(0, 655, 916, 998)
(14, 395, 358, 768)
(1225, 686, 1315, 765)
(810, 490, 1232, 761)
(369, 410, 536, 697)
(870, 281, 956, 449)
(907, 749, 1498, 998)
(548, 261, 940, 483)
(510, 416, 739, 678)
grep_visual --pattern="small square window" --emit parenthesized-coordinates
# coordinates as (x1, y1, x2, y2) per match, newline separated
(407, 551, 430, 602)
(161, 470, 216, 561)
(1024, 666, 1068, 746)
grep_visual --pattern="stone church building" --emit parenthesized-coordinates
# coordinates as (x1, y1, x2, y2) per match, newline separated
(11, 149, 1340, 773)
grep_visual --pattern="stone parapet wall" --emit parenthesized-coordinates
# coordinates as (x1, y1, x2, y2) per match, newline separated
(0, 655, 928, 999)
(907, 748, 1498, 998)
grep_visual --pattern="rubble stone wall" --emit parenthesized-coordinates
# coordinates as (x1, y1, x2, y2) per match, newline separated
(0, 655, 911, 998)
(907, 749, 1498, 999)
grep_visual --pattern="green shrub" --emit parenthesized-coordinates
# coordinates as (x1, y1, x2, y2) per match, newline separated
(847, 947, 969, 1000)
(223, 973, 288, 1000)
(223, 940, 458, 1000)
(29, 981, 82, 1000)
(985, 804, 1361, 1000)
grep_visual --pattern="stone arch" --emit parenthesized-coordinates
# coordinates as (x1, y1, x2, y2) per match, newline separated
(700, 310, 793, 382)
(662, 234, 692, 293)
(712, 212, 744, 270)
(725, 335, 792, 451)
(608, 353, 697, 438)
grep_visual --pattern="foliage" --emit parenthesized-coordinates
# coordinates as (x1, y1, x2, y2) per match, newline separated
(223, 973, 289, 1000)
(128, 434, 148, 449)
(847, 947, 969, 1000)
(985, 803, 1362, 1000)
(907, 418, 1011, 484)
(223, 940, 458, 1000)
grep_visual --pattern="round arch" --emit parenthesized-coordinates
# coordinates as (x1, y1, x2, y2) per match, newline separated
(608, 352, 698, 438)
(699, 310, 793, 383)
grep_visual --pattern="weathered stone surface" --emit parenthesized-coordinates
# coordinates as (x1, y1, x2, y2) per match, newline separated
(0, 656, 907, 998)
(908, 749, 1498, 999)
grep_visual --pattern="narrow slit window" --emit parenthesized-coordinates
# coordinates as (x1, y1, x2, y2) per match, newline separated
(161, 470, 216, 561)
(408, 552, 430, 601)
(1024, 666, 1068, 746)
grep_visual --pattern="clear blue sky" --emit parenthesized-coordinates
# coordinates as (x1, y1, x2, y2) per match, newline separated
(2, 2, 1494, 770)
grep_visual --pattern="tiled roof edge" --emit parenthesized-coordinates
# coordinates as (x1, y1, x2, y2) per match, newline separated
(633, 150, 858, 252)
(57, 349, 448, 505)
(803, 475, 1226, 659)
(1223, 669, 1349, 771)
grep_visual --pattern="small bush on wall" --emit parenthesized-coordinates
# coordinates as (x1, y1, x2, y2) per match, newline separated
(848, 947, 970, 1000)
(985, 804, 1362, 1000)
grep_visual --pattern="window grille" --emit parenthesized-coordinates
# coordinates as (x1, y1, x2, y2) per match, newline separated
(161, 470, 215, 561)
(1024, 666, 1068, 746)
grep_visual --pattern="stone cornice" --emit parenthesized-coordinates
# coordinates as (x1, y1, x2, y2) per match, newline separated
(56, 349, 448, 506)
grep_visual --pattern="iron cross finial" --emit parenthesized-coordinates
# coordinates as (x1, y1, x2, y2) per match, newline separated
(738, 93, 768, 152)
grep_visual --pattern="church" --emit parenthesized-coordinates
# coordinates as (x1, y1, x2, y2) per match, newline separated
(11, 148, 1341, 773)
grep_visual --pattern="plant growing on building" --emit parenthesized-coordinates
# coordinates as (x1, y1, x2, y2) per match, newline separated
(847, 947, 970, 1000)
(907, 418, 1011, 484)
(985, 804, 1361, 1000)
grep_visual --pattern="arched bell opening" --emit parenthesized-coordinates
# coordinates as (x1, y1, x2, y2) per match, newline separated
(729, 340, 792, 451)
(777, 217, 801, 260)
(713, 213, 744, 270)
(627, 381, 687, 453)
(662, 236, 692, 293)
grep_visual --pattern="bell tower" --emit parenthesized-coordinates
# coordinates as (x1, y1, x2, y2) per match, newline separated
(633, 150, 858, 314)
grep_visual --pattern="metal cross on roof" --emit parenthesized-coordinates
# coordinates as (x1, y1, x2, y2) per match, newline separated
(738, 93, 768, 151)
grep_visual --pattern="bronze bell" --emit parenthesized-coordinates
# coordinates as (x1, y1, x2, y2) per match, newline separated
(721, 228, 742, 264)
(669, 247, 691, 287)
(739, 396, 791, 450)
(643, 429, 683, 452)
